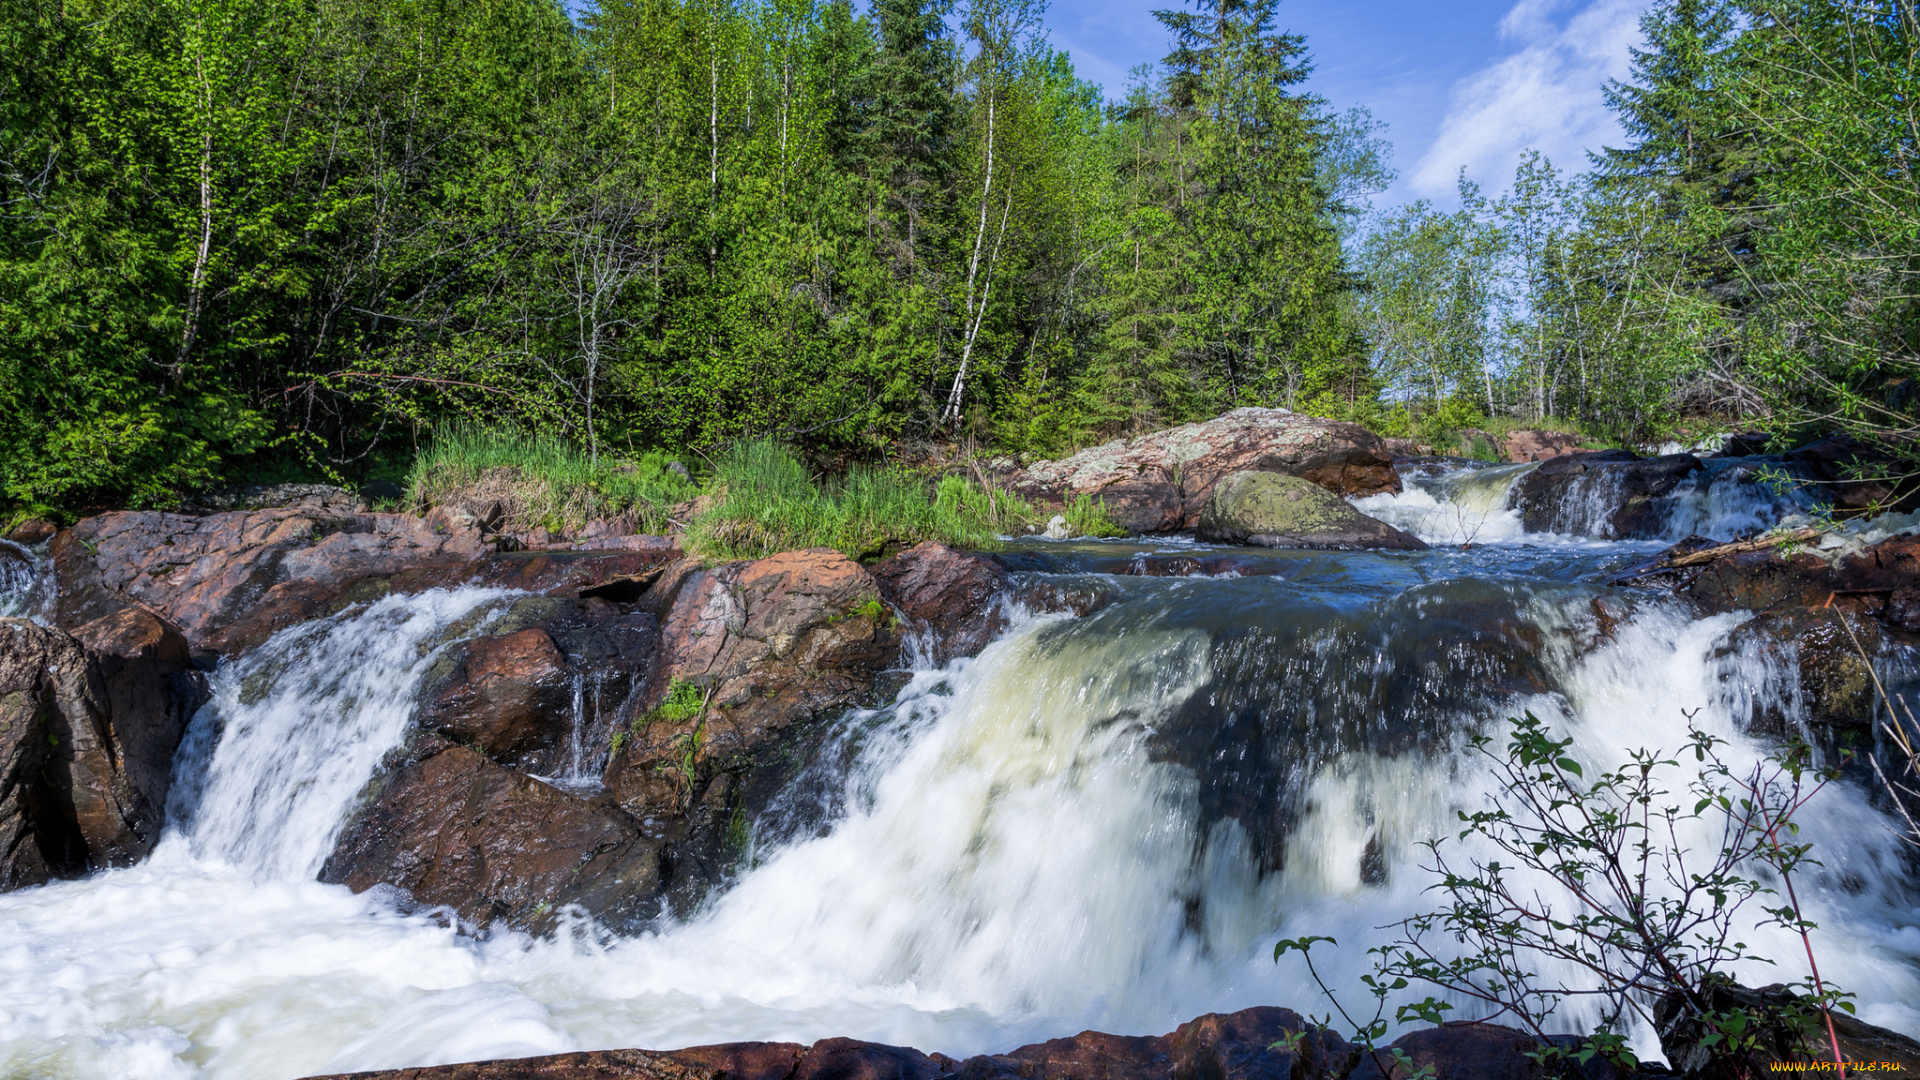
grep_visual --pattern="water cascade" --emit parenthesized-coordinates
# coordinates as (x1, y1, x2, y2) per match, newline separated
(2, 464, 1918, 1080)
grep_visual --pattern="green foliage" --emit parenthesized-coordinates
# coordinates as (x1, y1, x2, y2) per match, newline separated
(688, 440, 1029, 559)
(1062, 494, 1127, 538)
(655, 678, 707, 725)
(406, 424, 696, 533)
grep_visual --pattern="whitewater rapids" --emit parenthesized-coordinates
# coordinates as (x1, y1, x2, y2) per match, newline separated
(2, 467, 1918, 1080)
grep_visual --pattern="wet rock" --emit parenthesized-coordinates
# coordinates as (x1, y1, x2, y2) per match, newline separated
(297, 1005, 1347, 1080)
(419, 598, 658, 774)
(1196, 472, 1427, 551)
(597, 549, 898, 907)
(320, 740, 663, 932)
(1004, 408, 1401, 533)
(1511, 450, 1703, 539)
(1728, 608, 1882, 732)
(872, 542, 1012, 663)
(4, 519, 56, 545)
(1, 612, 200, 889)
(1500, 429, 1585, 463)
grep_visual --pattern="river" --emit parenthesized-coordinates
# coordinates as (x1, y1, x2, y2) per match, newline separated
(2, 462, 1917, 1080)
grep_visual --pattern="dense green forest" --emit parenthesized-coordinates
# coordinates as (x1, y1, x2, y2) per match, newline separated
(0, 0, 1913, 509)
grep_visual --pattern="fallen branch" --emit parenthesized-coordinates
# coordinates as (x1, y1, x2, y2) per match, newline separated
(1664, 527, 1827, 568)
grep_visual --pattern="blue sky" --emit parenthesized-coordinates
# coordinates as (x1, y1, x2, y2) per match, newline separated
(1041, 0, 1654, 207)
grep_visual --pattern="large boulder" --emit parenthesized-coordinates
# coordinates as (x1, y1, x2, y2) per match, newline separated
(319, 740, 663, 932)
(1, 611, 202, 889)
(1196, 472, 1427, 551)
(1511, 450, 1704, 539)
(1005, 408, 1401, 534)
(298, 1006, 1350, 1080)
(1500, 429, 1585, 463)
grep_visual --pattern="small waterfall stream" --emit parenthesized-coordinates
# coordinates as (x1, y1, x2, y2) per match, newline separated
(2, 463, 1918, 1080)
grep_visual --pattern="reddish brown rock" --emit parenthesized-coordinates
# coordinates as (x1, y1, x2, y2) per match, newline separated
(298, 1006, 1343, 1080)
(1499, 430, 1585, 463)
(1004, 409, 1401, 534)
(1, 611, 201, 889)
(1346, 1023, 1617, 1080)
(320, 741, 663, 932)
(422, 629, 575, 766)
(872, 542, 1012, 663)
(4, 519, 56, 545)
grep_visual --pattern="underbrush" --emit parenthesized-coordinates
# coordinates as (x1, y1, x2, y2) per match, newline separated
(687, 441, 1036, 559)
(406, 424, 696, 534)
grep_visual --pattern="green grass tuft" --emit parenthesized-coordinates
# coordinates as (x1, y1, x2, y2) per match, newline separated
(407, 423, 696, 534)
(1063, 493, 1127, 538)
(688, 440, 1034, 560)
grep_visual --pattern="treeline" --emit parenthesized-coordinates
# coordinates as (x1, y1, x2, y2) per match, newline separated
(1353, 0, 1917, 450)
(0, 0, 1386, 508)
(3, 0, 1911, 512)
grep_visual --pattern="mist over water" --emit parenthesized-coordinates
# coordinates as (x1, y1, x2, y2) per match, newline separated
(3, 465, 1918, 1080)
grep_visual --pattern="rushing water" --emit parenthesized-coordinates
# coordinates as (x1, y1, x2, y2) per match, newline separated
(2, 466, 1919, 1080)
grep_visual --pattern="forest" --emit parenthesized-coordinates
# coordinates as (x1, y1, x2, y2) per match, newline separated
(0, 0, 1913, 510)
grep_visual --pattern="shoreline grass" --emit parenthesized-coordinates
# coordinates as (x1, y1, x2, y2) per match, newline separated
(406, 424, 697, 535)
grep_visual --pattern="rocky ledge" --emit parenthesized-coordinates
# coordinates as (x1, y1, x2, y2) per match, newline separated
(299, 994, 1920, 1080)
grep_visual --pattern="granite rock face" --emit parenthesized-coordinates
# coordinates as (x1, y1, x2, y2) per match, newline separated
(1004, 409, 1402, 533)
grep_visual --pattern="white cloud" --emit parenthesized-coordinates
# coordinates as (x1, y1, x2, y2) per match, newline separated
(1409, 0, 1650, 197)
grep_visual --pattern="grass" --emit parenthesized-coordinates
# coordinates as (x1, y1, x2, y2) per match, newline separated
(1062, 493, 1127, 538)
(406, 423, 696, 534)
(687, 440, 1037, 560)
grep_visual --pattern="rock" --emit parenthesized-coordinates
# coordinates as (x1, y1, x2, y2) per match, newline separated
(1196, 472, 1427, 551)
(1, 612, 201, 889)
(418, 598, 658, 774)
(1727, 608, 1882, 732)
(1510, 450, 1704, 539)
(601, 549, 897, 909)
(1006, 408, 1401, 533)
(1783, 434, 1920, 514)
(1044, 514, 1071, 539)
(1347, 1023, 1620, 1080)
(296, 1006, 1347, 1080)
(178, 482, 369, 515)
(1380, 438, 1431, 459)
(1655, 981, 1920, 1077)
(319, 741, 663, 932)
(1500, 430, 1585, 463)
(51, 509, 489, 654)
(5, 519, 56, 545)
(871, 542, 1013, 664)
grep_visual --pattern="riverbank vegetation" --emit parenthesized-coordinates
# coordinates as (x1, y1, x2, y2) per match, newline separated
(1, 0, 1911, 514)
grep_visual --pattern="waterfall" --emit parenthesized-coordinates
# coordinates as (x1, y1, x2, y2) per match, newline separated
(2, 522, 1918, 1079)
(168, 587, 516, 879)
(0, 539, 48, 622)
(1351, 462, 1537, 544)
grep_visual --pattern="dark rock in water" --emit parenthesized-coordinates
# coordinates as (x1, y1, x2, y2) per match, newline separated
(297, 1006, 1353, 1080)
(4, 518, 56, 545)
(1, 611, 202, 889)
(1196, 471, 1427, 551)
(1511, 449, 1703, 539)
(1727, 607, 1882, 732)
(871, 541, 1011, 664)
(419, 598, 658, 774)
(1001, 408, 1401, 533)
(320, 740, 663, 932)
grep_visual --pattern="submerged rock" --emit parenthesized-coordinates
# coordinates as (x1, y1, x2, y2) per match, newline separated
(0, 611, 202, 890)
(1196, 471, 1427, 551)
(1004, 408, 1401, 533)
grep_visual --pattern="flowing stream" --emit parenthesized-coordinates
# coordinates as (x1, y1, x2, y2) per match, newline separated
(2, 464, 1918, 1080)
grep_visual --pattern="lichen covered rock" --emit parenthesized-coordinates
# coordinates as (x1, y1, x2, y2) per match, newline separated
(1196, 471, 1427, 551)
